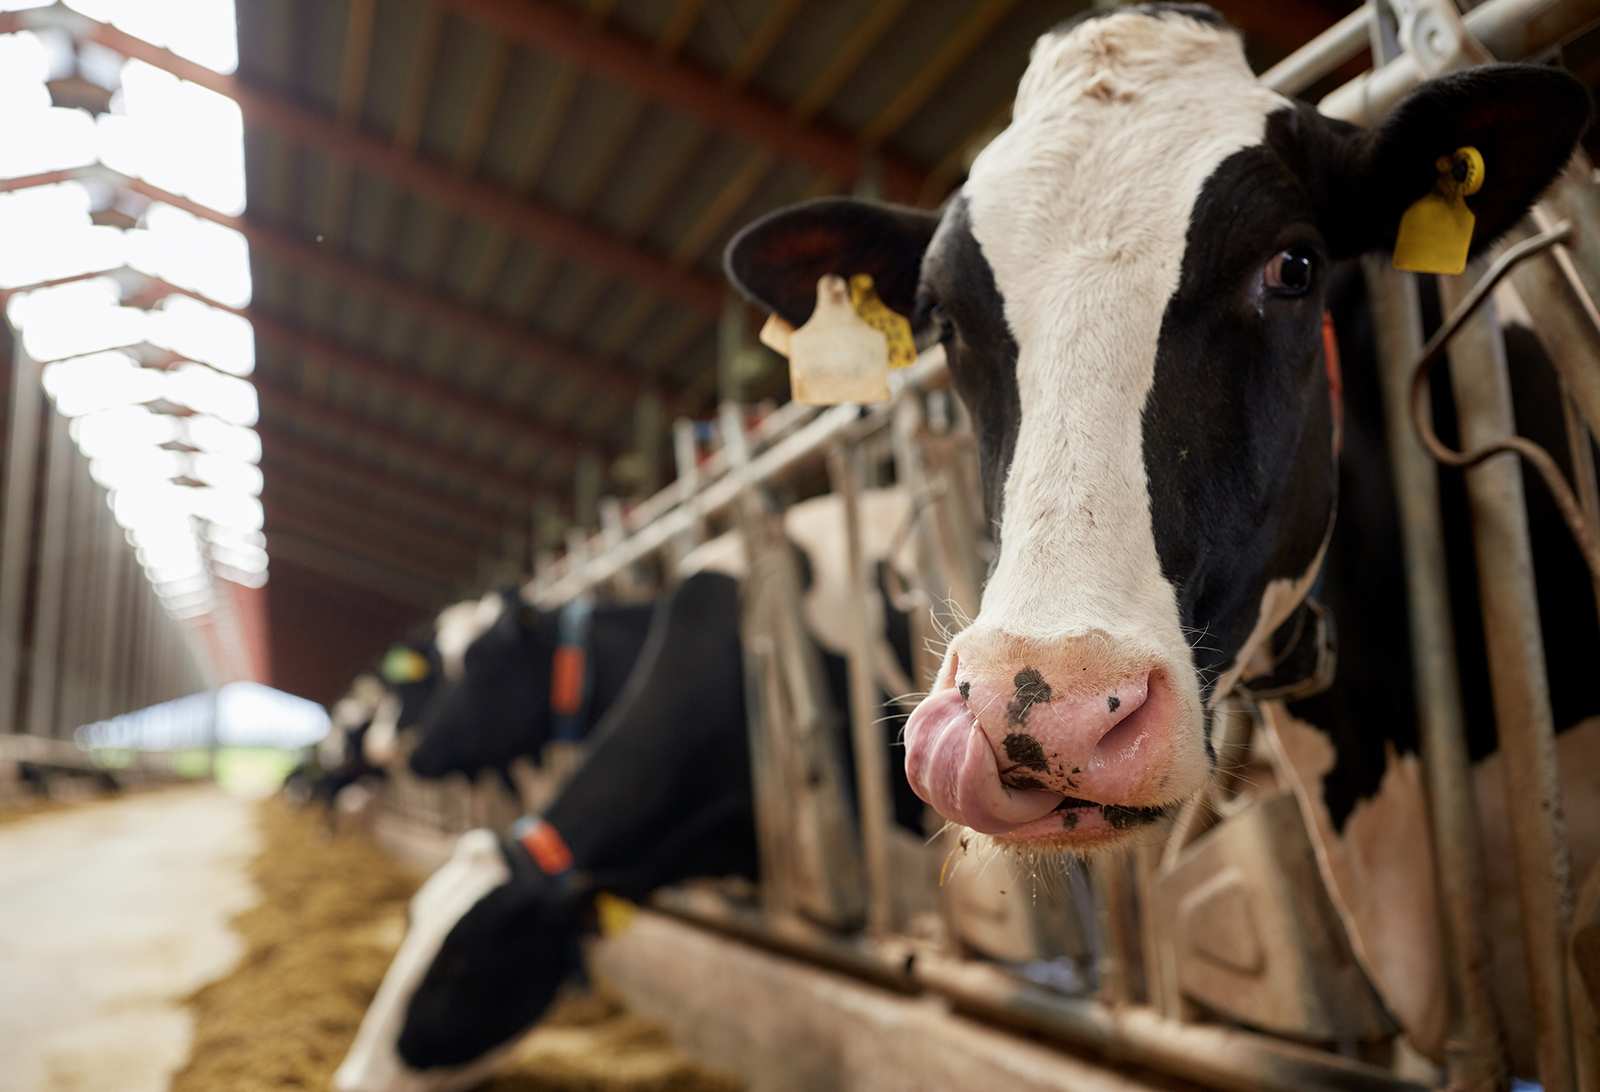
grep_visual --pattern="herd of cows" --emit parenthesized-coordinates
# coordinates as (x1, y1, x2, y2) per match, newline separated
(284, 7, 1599, 1089)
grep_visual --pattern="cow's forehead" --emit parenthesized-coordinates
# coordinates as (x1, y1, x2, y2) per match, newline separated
(963, 12, 1285, 338)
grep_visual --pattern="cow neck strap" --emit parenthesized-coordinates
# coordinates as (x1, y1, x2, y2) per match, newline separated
(549, 598, 593, 742)
(1323, 310, 1343, 457)
(512, 815, 574, 877)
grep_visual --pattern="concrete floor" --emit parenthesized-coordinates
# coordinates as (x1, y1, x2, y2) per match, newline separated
(0, 786, 258, 1092)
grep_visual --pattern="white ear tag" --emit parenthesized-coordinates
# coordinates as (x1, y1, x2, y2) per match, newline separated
(759, 313, 795, 357)
(786, 274, 891, 406)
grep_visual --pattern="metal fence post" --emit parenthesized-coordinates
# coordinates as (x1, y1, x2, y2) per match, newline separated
(827, 442, 895, 935)
(0, 344, 44, 734)
(1439, 266, 1576, 1092)
(1365, 257, 1504, 1087)
(25, 410, 73, 738)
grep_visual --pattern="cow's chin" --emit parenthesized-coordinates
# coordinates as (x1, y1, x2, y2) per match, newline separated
(975, 790, 1192, 857)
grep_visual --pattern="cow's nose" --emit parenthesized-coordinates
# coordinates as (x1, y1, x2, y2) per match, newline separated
(961, 663, 1155, 798)
(903, 629, 1185, 837)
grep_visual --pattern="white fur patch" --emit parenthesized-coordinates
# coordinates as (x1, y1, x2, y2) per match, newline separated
(333, 830, 515, 1092)
(435, 592, 508, 682)
(953, 13, 1288, 780)
(363, 692, 403, 768)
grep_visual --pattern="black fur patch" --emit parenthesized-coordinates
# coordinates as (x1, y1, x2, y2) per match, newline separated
(1102, 803, 1167, 830)
(917, 196, 1020, 527)
(1006, 667, 1053, 725)
(1001, 732, 1049, 772)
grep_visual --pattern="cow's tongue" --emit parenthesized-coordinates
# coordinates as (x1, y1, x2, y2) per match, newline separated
(903, 688, 1063, 835)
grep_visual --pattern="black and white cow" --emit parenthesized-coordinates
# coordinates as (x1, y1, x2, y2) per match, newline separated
(333, 491, 924, 1092)
(359, 636, 446, 769)
(406, 589, 657, 782)
(307, 673, 391, 813)
(725, 5, 1596, 1073)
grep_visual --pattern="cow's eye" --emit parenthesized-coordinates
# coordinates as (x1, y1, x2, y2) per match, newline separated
(1264, 248, 1316, 296)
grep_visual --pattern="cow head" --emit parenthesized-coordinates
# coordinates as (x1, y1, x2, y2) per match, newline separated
(333, 830, 584, 1092)
(363, 641, 442, 768)
(726, 6, 1588, 852)
(409, 589, 556, 779)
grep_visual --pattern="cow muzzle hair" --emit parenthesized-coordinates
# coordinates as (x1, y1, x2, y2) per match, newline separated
(903, 627, 1203, 848)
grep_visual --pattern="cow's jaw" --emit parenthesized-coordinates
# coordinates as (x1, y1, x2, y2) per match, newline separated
(334, 831, 512, 1092)
(905, 11, 1292, 852)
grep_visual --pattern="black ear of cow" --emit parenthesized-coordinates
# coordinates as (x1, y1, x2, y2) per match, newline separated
(1342, 64, 1591, 258)
(723, 197, 940, 327)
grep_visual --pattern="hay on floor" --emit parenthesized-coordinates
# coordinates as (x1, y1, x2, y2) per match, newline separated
(172, 798, 740, 1092)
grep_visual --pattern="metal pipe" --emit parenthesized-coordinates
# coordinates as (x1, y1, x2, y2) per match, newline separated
(24, 410, 72, 737)
(0, 343, 44, 734)
(1408, 224, 1600, 585)
(533, 351, 950, 605)
(1439, 265, 1576, 1092)
(1537, 154, 1600, 311)
(1259, 7, 1371, 94)
(915, 955, 1425, 1092)
(1365, 256, 1504, 1088)
(1320, 0, 1600, 123)
(1504, 216, 1600, 444)
(1560, 386, 1600, 622)
(828, 443, 896, 936)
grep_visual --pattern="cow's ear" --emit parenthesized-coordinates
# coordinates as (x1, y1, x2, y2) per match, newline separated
(724, 197, 939, 327)
(1333, 64, 1590, 258)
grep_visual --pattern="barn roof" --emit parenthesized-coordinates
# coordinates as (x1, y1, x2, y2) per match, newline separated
(146, 0, 1369, 700)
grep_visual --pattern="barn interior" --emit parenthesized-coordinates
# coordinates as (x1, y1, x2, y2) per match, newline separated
(3, 1, 1600, 1091)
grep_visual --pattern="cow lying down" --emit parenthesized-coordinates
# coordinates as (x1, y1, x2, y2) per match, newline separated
(334, 491, 925, 1092)
(725, 4, 1598, 1075)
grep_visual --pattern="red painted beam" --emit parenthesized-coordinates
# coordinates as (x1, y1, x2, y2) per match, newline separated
(265, 507, 475, 586)
(441, 0, 928, 201)
(136, 282, 602, 465)
(70, 14, 726, 314)
(259, 430, 516, 537)
(254, 379, 560, 509)
(115, 175, 682, 409)
(263, 481, 483, 571)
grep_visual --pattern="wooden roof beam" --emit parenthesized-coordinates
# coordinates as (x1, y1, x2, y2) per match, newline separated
(65, 13, 725, 314)
(253, 379, 560, 509)
(266, 543, 448, 612)
(259, 431, 516, 538)
(264, 515, 465, 595)
(263, 482, 483, 572)
(259, 451, 507, 557)
(132, 271, 603, 465)
(110, 173, 674, 409)
(318, 0, 378, 241)
(439, 0, 928, 201)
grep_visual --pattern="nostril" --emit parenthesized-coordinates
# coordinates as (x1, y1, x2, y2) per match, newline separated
(1094, 671, 1155, 756)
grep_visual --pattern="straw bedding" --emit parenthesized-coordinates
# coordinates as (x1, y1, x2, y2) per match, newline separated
(171, 798, 739, 1092)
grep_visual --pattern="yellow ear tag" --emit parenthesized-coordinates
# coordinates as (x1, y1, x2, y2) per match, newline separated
(381, 647, 429, 684)
(786, 274, 892, 405)
(1393, 146, 1485, 276)
(848, 274, 916, 369)
(594, 892, 637, 937)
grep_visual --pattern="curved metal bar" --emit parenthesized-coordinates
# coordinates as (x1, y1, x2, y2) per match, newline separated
(1409, 221, 1600, 585)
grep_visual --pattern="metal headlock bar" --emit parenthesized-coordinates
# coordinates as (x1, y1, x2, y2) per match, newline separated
(509, 3, 1600, 1090)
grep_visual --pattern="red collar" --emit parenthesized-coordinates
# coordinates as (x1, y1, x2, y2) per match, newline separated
(1322, 310, 1343, 456)
(514, 817, 573, 876)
